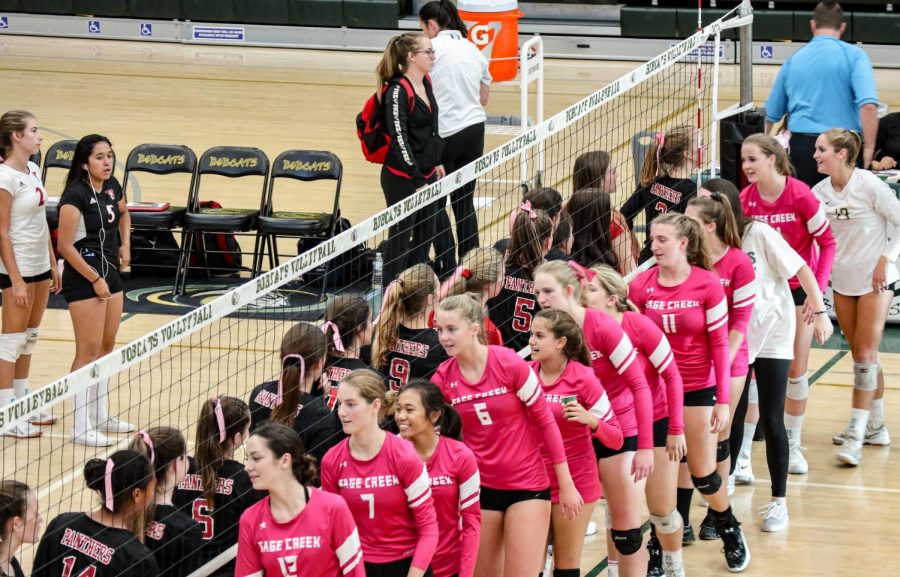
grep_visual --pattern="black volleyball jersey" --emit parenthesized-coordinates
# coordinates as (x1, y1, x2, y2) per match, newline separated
(32, 512, 159, 577)
(620, 176, 697, 263)
(172, 458, 264, 577)
(58, 177, 125, 262)
(248, 380, 346, 474)
(145, 504, 204, 577)
(381, 325, 448, 391)
(322, 356, 370, 394)
(7, 557, 24, 577)
(487, 262, 538, 353)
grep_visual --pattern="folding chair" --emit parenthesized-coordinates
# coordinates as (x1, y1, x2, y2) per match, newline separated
(29, 150, 41, 168)
(41, 139, 78, 230)
(252, 150, 342, 298)
(631, 130, 657, 189)
(175, 146, 268, 294)
(122, 144, 197, 280)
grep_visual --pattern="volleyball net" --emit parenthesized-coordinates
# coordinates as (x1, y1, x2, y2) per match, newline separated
(5, 6, 753, 575)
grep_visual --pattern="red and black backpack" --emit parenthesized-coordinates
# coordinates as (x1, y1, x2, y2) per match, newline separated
(355, 77, 416, 164)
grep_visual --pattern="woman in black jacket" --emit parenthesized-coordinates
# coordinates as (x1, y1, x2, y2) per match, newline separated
(377, 32, 445, 286)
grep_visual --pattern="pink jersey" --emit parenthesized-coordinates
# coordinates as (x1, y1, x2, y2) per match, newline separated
(320, 433, 438, 570)
(236, 489, 364, 577)
(582, 308, 654, 450)
(741, 176, 835, 291)
(629, 266, 730, 403)
(531, 359, 623, 502)
(621, 311, 685, 435)
(426, 437, 481, 577)
(432, 345, 567, 490)
(713, 247, 757, 378)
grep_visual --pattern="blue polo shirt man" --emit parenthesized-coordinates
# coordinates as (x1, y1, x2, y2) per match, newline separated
(764, 1, 879, 186)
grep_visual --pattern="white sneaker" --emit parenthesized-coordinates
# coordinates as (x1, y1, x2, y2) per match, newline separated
(788, 441, 808, 475)
(95, 417, 135, 434)
(759, 500, 789, 532)
(3, 421, 43, 438)
(29, 410, 57, 426)
(71, 428, 113, 447)
(699, 497, 709, 507)
(585, 521, 598, 536)
(836, 433, 863, 466)
(734, 451, 754, 484)
(727, 474, 735, 496)
(833, 422, 891, 446)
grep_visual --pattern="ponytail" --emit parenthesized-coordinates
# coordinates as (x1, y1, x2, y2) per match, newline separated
(506, 205, 552, 275)
(375, 33, 426, 99)
(442, 247, 504, 299)
(640, 125, 695, 186)
(195, 396, 250, 508)
(273, 322, 328, 425)
(372, 264, 438, 369)
(821, 127, 862, 167)
(688, 194, 742, 248)
(419, 0, 468, 36)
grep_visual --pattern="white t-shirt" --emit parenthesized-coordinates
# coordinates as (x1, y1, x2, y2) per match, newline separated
(0, 161, 51, 277)
(742, 221, 806, 362)
(813, 168, 900, 296)
(430, 29, 491, 138)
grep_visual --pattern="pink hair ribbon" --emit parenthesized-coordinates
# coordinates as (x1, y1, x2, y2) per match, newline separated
(137, 431, 155, 466)
(321, 321, 345, 353)
(567, 260, 596, 287)
(210, 398, 226, 443)
(655, 131, 666, 167)
(104, 458, 115, 512)
(278, 354, 306, 406)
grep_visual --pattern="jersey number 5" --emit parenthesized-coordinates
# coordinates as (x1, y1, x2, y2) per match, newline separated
(388, 358, 411, 391)
(105, 204, 115, 223)
(473, 402, 493, 425)
(512, 296, 534, 333)
(192, 498, 215, 540)
(62, 557, 97, 577)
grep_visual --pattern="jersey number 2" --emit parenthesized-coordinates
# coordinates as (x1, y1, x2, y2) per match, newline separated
(62, 557, 96, 577)
(192, 498, 215, 540)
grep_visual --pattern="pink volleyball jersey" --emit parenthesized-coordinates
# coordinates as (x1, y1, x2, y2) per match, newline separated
(741, 176, 836, 291)
(582, 308, 654, 450)
(531, 359, 623, 503)
(320, 433, 438, 570)
(713, 247, 757, 378)
(426, 437, 481, 577)
(620, 311, 685, 435)
(629, 266, 730, 403)
(432, 345, 567, 490)
(235, 489, 364, 577)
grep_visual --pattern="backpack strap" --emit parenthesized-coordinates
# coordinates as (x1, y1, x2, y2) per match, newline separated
(395, 77, 417, 114)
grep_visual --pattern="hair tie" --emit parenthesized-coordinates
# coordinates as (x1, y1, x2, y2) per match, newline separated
(137, 431, 155, 466)
(710, 191, 722, 201)
(519, 200, 537, 220)
(655, 131, 666, 168)
(566, 260, 596, 287)
(210, 398, 226, 443)
(321, 321, 345, 353)
(460, 267, 472, 279)
(104, 458, 115, 512)
(278, 354, 306, 406)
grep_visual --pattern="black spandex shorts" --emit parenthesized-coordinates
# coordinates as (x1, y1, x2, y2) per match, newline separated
(791, 285, 807, 307)
(364, 557, 433, 577)
(0, 270, 51, 289)
(653, 417, 669, 448)
(683, 387, 717, 407)
(479, 486, 551, 512)
(594, 434, 639, 460)
(61, 252, 122, 304)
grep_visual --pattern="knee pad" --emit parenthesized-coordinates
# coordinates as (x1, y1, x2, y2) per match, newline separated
(691, 471, 722, 495)
(717, 440, 730, 463)
(748, 378, 759, 404)
(649, 509, 683, 535)
(853, 363, 878, 392)
(0, 333, 26, 363)
(611, 527, 643, 556)
(20, 328, 40, 356)
(786, 375, 809, 401)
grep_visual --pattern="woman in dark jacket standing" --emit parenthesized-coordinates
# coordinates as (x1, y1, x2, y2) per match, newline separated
(378, 32, 445, 286)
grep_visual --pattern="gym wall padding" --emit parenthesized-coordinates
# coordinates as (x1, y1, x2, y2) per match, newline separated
(620, 6, 677, 39)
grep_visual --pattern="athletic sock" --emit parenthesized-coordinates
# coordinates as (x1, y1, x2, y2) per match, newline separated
(607, 560, 619, 577)
(784, 413, 805, 445)
(13, 378, 28, 399)
(849, 408, 869, 439)
(676, 487, 693, 526)
(662, 549, 684, 572)
(870, 398, 885, 429)
(740, 422, 756, 456)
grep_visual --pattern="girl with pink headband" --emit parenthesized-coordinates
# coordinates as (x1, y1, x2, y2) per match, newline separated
(320, 294, 375, 399)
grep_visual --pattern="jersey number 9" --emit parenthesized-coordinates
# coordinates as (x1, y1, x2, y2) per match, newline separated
(389, 358, 411, 391)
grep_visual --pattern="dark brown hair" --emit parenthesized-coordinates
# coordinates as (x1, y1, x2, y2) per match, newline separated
(128, 427, 187, 486)
(0, 110, 35, 159)
(394, 379, 462, 440)
(507, 208, 553, 275)
(814, 1, 843, 30)
(251, 421, 318, 485)
(274, 322, 329, 425)
(0, 480, 29, 541)
(573, 151, 613, 193)
(322, 294, 371, 355)
(418, 0, 467, 35)
(195, 396, 250, 508)
(533, 309, 592, 366)
(567, 188, 618, 270)
(700, 178, 755, 238)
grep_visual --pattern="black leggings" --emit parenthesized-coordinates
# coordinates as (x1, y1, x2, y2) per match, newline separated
(380, 168, 440, 285)
(440, 122, 485, 261)
(730, 357, 791, 498)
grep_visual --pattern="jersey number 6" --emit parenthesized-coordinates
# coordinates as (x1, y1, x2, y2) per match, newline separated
(473, 402, 493, 425)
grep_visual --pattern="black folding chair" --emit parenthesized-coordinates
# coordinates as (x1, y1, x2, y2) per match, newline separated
(29, 150, 41, 168)
(175, 146, 267, 294)
(40, 139, 78, 230)
(252, 150, 342, 298)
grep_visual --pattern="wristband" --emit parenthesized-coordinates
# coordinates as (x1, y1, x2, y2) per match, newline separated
(814, 310, 828, 315)
(92, 276, 102, 284)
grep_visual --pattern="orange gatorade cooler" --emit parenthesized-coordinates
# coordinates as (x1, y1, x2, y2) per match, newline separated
(458, 0, 523, 82)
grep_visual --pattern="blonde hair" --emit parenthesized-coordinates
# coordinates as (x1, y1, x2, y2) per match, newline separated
(341, 369, 391, 421)
(372, 264, 438, 369)
(375, 33, 426, 99)
(821, 128, 861, 167)
(0, 110, 35, 159)
(650, 213, 711, 270)
(589, 264, 636, 312)
(640, 125, 695, 186)
(443, 247, 504, 298)
(534, 260, 583, 302)
(742, 133, 795, 176)
(436, 293, 486, 344)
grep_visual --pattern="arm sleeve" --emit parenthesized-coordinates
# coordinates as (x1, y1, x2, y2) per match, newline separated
(851, 49, 880, 109)
(514, 364, 567, 465)
(401, 459, 439, 571)
(383, 82, 426, 188)
(603, 325, 654, 450)
(581, 376, 624, 451)
(705, 282, 731, 404)
(235, 513, 262, 577)
(643, 326, 685, 435)
(871, 176, 900, 262)
(764, 60, 789, 124)
(804, 203, 837, 293)
(729, 255, 758, 336)
(456, 451, 482, 577)
(333, 500, 365, 577)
